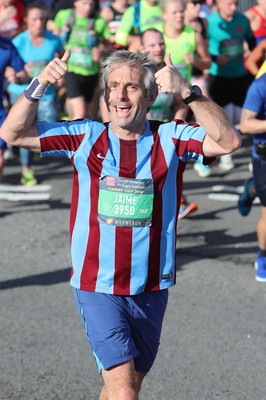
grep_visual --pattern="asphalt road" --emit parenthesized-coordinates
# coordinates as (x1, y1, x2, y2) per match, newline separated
(1, 135, 265, 400)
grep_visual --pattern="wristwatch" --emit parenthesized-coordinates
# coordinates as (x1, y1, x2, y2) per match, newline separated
(182, 85, 202, 104)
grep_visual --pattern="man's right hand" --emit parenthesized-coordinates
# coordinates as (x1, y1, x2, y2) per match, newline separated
(38, 50, 71, 87)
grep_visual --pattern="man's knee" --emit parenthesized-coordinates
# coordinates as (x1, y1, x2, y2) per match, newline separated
(101, 384, 138, 400)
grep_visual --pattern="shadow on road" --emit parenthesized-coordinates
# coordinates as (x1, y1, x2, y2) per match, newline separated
(0, 267, 71, 290)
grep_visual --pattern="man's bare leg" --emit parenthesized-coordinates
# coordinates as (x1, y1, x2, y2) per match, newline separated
(99, 360, 146, 400)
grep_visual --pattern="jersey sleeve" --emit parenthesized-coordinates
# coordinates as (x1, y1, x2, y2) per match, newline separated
(37, 119, 107, 159)
(170, 120, 213, 164)
(37, 120, 87, 158)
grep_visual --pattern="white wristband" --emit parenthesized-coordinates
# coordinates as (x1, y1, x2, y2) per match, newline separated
(24, 77, 49, 103)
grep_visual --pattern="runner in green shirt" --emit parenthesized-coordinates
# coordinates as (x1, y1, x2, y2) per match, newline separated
(115, 0, 163, 51)
(53, 0, 110, 119)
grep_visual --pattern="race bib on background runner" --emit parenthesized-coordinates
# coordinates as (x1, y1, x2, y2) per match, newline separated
(70, 46, 93, 68)
(98, 176, 154, 227)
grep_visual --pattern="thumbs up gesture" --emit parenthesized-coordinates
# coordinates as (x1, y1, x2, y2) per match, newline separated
(155, 53, 190, 97)
(38, 50, 71, 87)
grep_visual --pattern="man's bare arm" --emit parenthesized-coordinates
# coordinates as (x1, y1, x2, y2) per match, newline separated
(0, 50, 71, 153)
(155, 54, 241, 157)
(240, 108, 266, 135)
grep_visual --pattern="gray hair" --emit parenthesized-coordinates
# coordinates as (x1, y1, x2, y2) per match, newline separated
(101, 50, 158, 95)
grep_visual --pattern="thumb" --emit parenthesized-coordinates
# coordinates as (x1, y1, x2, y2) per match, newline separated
(61, 49, 71, 63)
(165, 53, 173, 67)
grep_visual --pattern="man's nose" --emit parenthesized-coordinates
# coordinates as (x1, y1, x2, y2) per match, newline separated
(116, 85, 128, 99)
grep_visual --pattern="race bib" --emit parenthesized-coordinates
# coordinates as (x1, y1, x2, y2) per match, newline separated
(27, 60, 48, 78)
(220, 38, 243, 60)
(70, 46, 92, 68)
(98, 176, 154, 227)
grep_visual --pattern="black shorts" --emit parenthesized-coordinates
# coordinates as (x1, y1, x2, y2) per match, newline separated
(253, 156, 266, 206)
(64, 72, 99, 102)
(208, 74, 253, 107)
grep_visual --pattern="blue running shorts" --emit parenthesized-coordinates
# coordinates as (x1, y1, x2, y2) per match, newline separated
(73, 288, 168, 373)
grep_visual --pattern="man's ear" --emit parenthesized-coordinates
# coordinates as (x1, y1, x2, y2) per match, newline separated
(104, 89, 110, 112)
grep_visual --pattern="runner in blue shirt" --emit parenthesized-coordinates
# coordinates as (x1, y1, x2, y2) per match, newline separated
(0, 35, 28, 181)
(239, 73, 266, 283)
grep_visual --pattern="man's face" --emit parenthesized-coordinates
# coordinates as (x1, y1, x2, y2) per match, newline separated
(74, 0, 95, 17)
(104, 65, 156, 133)
(163, 1, 185, 29)
(217, 0, 238, 19)
(142, 31, 165, 65)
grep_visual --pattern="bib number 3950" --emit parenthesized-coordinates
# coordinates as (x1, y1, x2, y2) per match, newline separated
(97, 176, 154, 227)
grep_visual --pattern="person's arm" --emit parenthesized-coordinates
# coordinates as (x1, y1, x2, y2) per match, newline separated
(5, 66, 30, 84)
(190, 30, 211, 71)
(155, 54, 241, 157)
(0, 6, 16, 27)
(114, 6, 133, 47)
(0, 50, 71, 153)
(240, 108, 266, 134)
(245, 39, 266, 76)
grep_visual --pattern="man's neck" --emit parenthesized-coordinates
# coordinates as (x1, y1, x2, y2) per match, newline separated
(110, 123, 146, 140)
(219, 11, 235, 22)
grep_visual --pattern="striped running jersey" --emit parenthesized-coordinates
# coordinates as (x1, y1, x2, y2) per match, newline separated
(38, 118, 207, 295)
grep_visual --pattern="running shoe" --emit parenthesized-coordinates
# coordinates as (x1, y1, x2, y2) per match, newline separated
(255, 254, 266, 283)
(238, 177, 256, 217)
(193, 160, 212, 177)
(21, 169, 37, 186)
(218, 154, 234, 171)
(178, 197, 198, 220)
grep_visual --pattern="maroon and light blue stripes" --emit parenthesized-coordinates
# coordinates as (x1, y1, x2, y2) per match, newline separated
(38, 119, 207, 295)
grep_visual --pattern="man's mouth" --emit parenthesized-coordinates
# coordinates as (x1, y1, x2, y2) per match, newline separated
(115, 105, 131, 115)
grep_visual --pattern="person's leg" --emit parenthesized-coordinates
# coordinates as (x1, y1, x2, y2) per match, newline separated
(20, 147, 37, 186)
(73, 289, 141, 399)
(86, 79, 100, 120)
(257, 206, 266, 251)
(253, 156, 266, 281)
(73, 289, 168, 399)
(255, 155, 266, 253)
(255, 206, 266, 282)
(8, 93, 37, 185)
(238, 176, 256, 216)
(0, 135, 7, 181)
(0, 148, 4, 181)
(68, 96, 87, 120)
(64, 72, 99, 120)
(99, 361, 146, 400)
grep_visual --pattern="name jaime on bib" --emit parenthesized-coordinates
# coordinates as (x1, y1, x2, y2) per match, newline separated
(98, 176, 154, 227)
